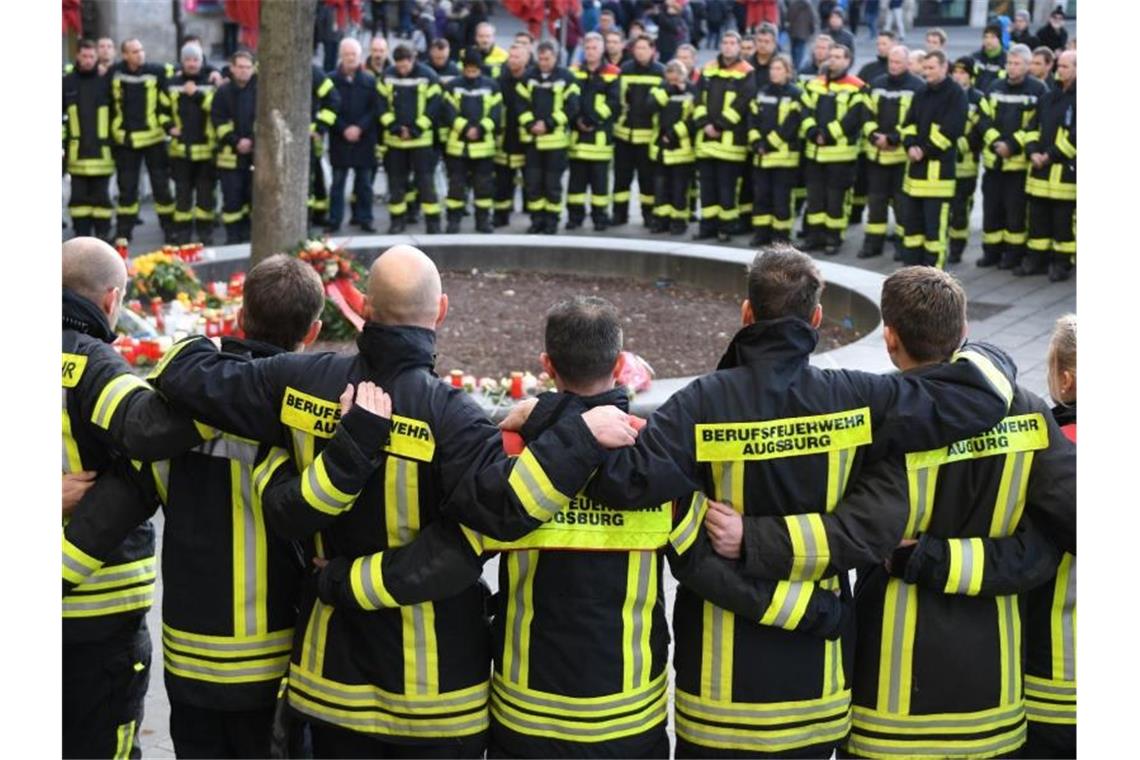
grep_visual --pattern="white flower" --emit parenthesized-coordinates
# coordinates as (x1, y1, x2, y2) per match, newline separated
(522, 373, 538, 394)
(306, 239, 325, 253)
(479, 377, 499, 393)
(462, 374, 477, 392)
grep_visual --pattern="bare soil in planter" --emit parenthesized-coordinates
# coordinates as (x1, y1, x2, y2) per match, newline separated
(314, 269, 865, 379)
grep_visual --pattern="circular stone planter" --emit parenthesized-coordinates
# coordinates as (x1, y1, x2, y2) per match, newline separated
(187, 235, 891, 418)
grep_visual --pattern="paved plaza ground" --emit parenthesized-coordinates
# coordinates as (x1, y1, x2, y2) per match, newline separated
(62, 15, 1076, 756)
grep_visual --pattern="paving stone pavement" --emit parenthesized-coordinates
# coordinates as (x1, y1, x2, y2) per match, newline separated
(64, 16, 1074, 757)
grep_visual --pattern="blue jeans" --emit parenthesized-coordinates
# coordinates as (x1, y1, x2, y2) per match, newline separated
(791, 39, 808, 70)
(329, 165, 374, 227)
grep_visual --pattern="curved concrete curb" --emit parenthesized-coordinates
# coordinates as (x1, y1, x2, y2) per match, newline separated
(187, 234, 890, 418)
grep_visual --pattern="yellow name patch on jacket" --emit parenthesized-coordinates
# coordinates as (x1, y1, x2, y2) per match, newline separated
(62, 353, 88, 388)
(906, 413, 1049, 470)
(485, 496, 672, 551)
(384, 415, 435, 462)
(695, 407, 872, 462)
(280, 386, 341, 438)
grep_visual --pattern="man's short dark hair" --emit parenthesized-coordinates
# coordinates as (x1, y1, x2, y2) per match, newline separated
(756, 23, 778, 40)
(430, 38, 450, 52)
(830, 43, 853, 61)
(393, 44, 414, 62)
(880, 267, 967, 363)
(632, 33, 655, 48)
(1033, 45, 1055, 64)
(878, 30, 897, 42)
(926, 28, 948, 45)
(926, 49, 948, 67)
(746, 246, 824, 323)
(983, 23, 1002, 39)
(544, 296, 623, 386)
(231, 49, 255, 65)
(241, 254, 326, 350)
(77, 38, 97, 52)
(536, 40, 558, 57)
(515, 31, 535, 43)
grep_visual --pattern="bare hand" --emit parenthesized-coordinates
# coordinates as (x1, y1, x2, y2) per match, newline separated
(237, 137, 253, 154)
(531, 121, 548, 135)
(339, 381, 392, 418)
(312, 556, 329, 570)
(184, 80, 197, 96)
(577, 118, 594, 132)
(465, 126, 480, 141)
(816, 133, 826, 145)
(873, 133, 889, 150)
(344, 125, 362, 143)
(498, 398, 538, 432)
(704, 499, 743, 559)
(169, 126, 182, 137)
(208, 70, 224, 86)
(994, 141, 1011, 159)
(704, 124, 720, 138)
(581, 405, 639, 449)
(63, 471, 98, 518)
(897, 538, 917, 548)
(400, 126, 411, 139)
(907, 146, 924, 162)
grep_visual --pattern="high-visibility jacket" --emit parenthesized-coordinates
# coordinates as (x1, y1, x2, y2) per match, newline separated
(846, 386, 1076, 759)
(211, 76, 257, 170)
(166, 69, 216, 162)
(149, 324, 612, 743)
(517, 66, 580, 151)
(441, 74, 503, 160)
(614, 60, 666, 145)
(747, 81, 805, 169)
(1025, 82, 1076, 202)
(978, 75, 1047, 172)
(899, 76, 967, 199)
(568, 61, 620, 162)
(956, 85, 984, 180)
(61, 288, 204, 644)
(802, 71, 867, 163)
(578, 318, 1017, 755)
(693, 56, 756, 162)
(495, 65, 530, 166)
(464, 44, 509, 79)
(971, 47, 1007, 94)
(63, 65, 114, 176)
(429, 60, 462, 145)
(862, 71, 924, 166)
(647, 81, 697, 165)
(311, 63, 340, 159)
(109, 61, 171, 149)
(380, 63, 442, 150)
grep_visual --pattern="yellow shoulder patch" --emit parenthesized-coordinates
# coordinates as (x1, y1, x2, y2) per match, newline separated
(695, 407, 872, 462)
(906, 413, 1051, 470)
(62, 353, 88, 388)
(384, 415, 435, 462)
(280, 386, 341, 438)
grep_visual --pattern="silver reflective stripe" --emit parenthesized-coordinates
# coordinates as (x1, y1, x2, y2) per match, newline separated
(305, 461, 348, 513)
(509, 551, 534, 683)
(670, 506, 700, 551)
(770, 583, 808, 629)
(289, 697, 488, 736)
(152, 460, 171, 498)
(1061, 557, 1077, 681)
(166, 653, 287, 679)
(87, 561, 155, 587)
(359, 555, 385, 609)
(629, 551, 652, 686)
(1000, 595, 1018, 704)
(241, 464, 258, 636)
(709, 605, 725, 701)
(1026, 679, 1076, 697)
(855, 703, 1023, 730)
(495, 674, 665, 715)
(680, 714, 850, 751)
(793, 515, 819, 576)
(848, 725, 1025, 757)
(412, 603, 429, 693)
(291, 666, 488, 710)
(998, 452, 1028, 536)
(164, 629, 292, 653)
(956, 539, 976, 594)
(913, 468, 930, 534)
(493, 693, 666, 737)
(828, 628, 842, 694)
(195, 435, 261, 466)
(718, 463, 734, 505)
(62, 388, 74, 473)
(676, 690, 849, 721)
(838, 448, 851, 492)
(63, 553, 94, 581)
(512, 459, 562, 519)
(886, 582, 914, 714)
(305, 603, 322, 673)
(92, 375, 144, 428)
(63, 588, 152, 613)
(395, 459, 414, 543)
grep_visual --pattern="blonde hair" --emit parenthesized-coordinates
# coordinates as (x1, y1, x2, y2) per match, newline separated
(1046, 313, 1076, 405)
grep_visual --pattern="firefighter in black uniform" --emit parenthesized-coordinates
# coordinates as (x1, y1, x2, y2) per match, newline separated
(646, 60, 697, 235)
(977, 44, 1047, 269)
(512, 247, 1018, 759)
(211, 50, 258, 244)
(166, 42, 217, 245)
(612, 35, 665, 227)
(518, 41, 580, 235)
(63, 40, 115, 241)
(566, 32, 621, 232)
(851, 30, 898, 231)
(441, 50, 502, 234)
(692, 31, 755, 242)
(61, 237, 205, 759)
(149, 244, 638, 759)
(380, 45, 443, 234)
(308, 63, 341, 230)
(493, 43, 532, 227)
(897, 49, 966, 269)
(1023, 50, 1076, 281)
(971, 24, 1007, 93)
(736, 24, 779, 233)
(109, 38, 176, 243)
(949, 57, 984, 264)
(844, 266, 1075, 759)
(858, 45, 923, 260)
(746, 54, 804, 246)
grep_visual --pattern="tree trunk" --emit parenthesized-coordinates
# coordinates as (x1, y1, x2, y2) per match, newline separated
(251, 0, 316, 265)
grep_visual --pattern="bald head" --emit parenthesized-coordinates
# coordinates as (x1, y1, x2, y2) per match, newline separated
(63, 237, 128, 328)
(366, 245, 446, 329)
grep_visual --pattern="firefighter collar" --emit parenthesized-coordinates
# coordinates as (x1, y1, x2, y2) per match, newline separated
(355, 322, 437, 376)
(716, 317, 819, 371)
(220, 335, 287, 360)
(62, 287, 115, 343)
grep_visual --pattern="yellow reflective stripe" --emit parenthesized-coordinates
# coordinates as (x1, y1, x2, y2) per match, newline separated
(91, 373, 150, 429)
(712, 461, 744, 509)
(676, 709, 852, 753)
(459, 524, 485, 555)
(948, 348, 1014, 410)
(1051, 553, 1077, 682)
(164, 649, 290, 683)
(502, 550, 537, 687)
(62, 406, 83, 473)
(620, 551, 657, 691)
(847, 719, 1025, 757)
(62, 584, 154, 617)
(786, 513, 830, 581)
(700, 601, 735, 702)
(821, 576, 843, 695)
(252, 446, 290, 497)
(508, 447, 570, 522)
(759, 580, 813, 629)
(826, 446, 855, 513)
(76, 557, 156, 591)
(350, 553, 399, 610)
(876, 578, 917, 715)
(292, 660, 487, 712)
(146, 336, 197, 380)
(384, 457, 420, 547)
(676, 687, 850, 726)
(300, 599, 333, 676)
(113, 721, 136, 760)
(301, 453, 357, 515)
(944, 537, 985, 595)
(670, 492, 709, 555)
(492, 687, 666, 743)
(997, 594, 1021, 706)
(929, 123, 953, 151)
(62, 537, 103, 585)
(852, 702, 1025, 736)
(401, 602, 439, 696)
(1025, 674, 1076, 701)
(494, 670, 666, 718)
(288, 687, 489, 738)
(1055, 127, 1076, 159)
(162, 624, 292, 656)
(989, 450, 1034, 538)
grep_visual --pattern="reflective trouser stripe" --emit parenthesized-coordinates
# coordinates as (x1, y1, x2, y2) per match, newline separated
(621, 551, 657, 691)
(114, 721, 136, 759)
(231, 459, 266, 637)
(877, 579, 917, 714)
(401, 601, 439, 696)
(1051, 553, 1077, 681)
(503, 550, 537, 686)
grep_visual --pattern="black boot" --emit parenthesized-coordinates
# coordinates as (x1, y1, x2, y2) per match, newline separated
(565, 211, 584, 230)
(650, 216, 668, 234)
(998, 248, 1022, 270)
(1048, 253, 1073, 282)
(858, 235, 884, 259)
(802, 230, 826, 252)
(592, 211, 610, 232)
(610, 207, 629, 226)
(670, 219, 687, 235)
(446, 214, 462, 234)
(93, 220, 112, 243)
(822, 231, 841, 255)
(425, 215, 442, 234)
(407, 202, 421, 225)
(475, 209, 493, 234)
(526, 214, 544, 234)
(948, 238, 965, 264)
(493, 210, 510, 228)
(1013, 250, 1048, 276)
(388, 215, 407, 234)
(977, 248, 1001, 268)
(541, 211, 558, 234)
(693, 220, 717, 240)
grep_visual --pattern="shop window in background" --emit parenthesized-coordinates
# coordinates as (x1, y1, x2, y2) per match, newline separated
(916, 0, 969, 26)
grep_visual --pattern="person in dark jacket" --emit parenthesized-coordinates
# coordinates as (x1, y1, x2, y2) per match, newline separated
(856, 31, 895, 88)
(785, 0, 817, 69)
(1037, 8, 1069, 53)
(971, 23, 1007, 93)
(210, 50, 257, 244)
(567, 33, 621, 231)
(166, 42, 218, 245)
(308, 63, 341, 229)
(519, 41, 581, 234)
(612, 35, 665, 227)
(326, 38, 381, 233)
(746, 54, 804, 246)
(1010, 9, 1040, 50)
(647, 60, 697, 235)
(824, 8, 856, 57)
(948, 57, 984, 264)
(440, 50, 502, 233)
(493, 43, 532, 227)
(63, 39, 115, 241)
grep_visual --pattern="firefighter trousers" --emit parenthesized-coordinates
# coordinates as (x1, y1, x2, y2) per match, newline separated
(850, 153, 869, 221)
(864, 162, 905, 245)
(310, 722, 487, 759)
(949, 174, 977, 257)
(1023, 721, 1076, 759)
(698, 158, 745, 231)
(386, 147, 440, 220)
(523, 146, 568, 217)
(218, 162, 252, 243)
(309, 147, 329, 224)
(981, 169, 1028, 266)
(493, 156, 525, 215)
(805, 160, 856, 242)
(170, 158, 215, 243)
(612, 140, 655, 220)
(445, 156, 495, 217)
(62, 618, 152, 759)
(899, 192, 951, 268)
(751, 165, 796, 239)
(330, 165, 375, 228)
(169, 700, 275, 759)
(653, 162, 694, 221)
(114, 143, 175, 238)
(69, 173, 114, 238)
(678, 736, 837, 759)
(1027, 196, 1076, 263)
(567, 159, 611, 223)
